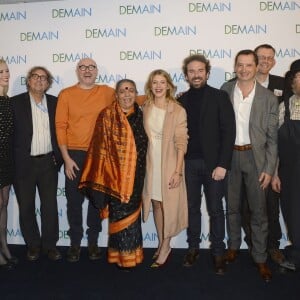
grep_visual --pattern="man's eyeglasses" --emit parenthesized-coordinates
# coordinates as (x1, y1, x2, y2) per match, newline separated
(257, 56, 274, 62)
(78, 65, 97, 71)
(31, 73, 48, 81)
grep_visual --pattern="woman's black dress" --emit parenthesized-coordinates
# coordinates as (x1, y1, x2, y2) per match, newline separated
(0, 96, 13, 188)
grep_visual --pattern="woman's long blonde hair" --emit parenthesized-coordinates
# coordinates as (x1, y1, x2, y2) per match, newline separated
(0, 58, 9, 96)
(144, 69, 178, 104)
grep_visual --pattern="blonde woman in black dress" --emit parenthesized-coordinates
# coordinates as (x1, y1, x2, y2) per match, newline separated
(0, 58, 16, 269)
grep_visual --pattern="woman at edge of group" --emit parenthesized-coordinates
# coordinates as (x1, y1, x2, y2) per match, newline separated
(271, 59, 300, 272)
(78, 79, 148, 270)
(142, 69, 188, 267)
(0, 58, 17, 270)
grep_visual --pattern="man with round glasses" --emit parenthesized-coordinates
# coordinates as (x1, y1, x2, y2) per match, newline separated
(56, 58, 115, 262)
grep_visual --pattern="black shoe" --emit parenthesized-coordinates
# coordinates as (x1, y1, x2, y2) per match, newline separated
(27, 247, 40, 261)
(213, 256, 226, 275)
(268, 249, 285, 265)
(116, 265, 135, 272)
(223, 249, 238, 264)
(280, 260, 297, 272)
(2, 253, 18, 265)
(183, 248, 199, 267)
(0, 262, 14, 271)
(45, 248, 62, 261)
(67, 246, 81, 262)
(88, 244, 101, 261)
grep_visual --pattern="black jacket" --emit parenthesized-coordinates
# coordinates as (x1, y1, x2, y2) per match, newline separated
(179, 85, 236, 172)
(11, 92, 63, 179)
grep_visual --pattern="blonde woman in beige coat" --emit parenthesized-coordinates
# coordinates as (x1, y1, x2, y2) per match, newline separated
(142, 69, 188, 267)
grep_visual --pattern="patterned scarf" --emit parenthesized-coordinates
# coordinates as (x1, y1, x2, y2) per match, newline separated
(79, 101, 138, 203)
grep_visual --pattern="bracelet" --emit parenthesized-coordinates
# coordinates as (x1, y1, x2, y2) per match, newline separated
(175, 171, 183, 176)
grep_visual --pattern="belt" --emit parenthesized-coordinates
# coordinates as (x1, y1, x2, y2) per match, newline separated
(234, 144, 252, 151)
(30, 152, 53, 159)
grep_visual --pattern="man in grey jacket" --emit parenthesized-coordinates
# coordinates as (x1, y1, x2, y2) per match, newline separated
(221, 49, 278, 282)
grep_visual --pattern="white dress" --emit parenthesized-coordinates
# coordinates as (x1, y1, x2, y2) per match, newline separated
(148, 105, 166, 202)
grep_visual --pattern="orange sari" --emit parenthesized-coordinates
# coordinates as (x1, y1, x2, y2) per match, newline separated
(79, 101, 137, 203)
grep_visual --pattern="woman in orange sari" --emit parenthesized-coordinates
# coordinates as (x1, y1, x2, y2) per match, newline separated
(79, 79, 147, 270)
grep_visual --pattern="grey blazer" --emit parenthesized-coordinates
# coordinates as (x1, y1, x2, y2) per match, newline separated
(221, 80, 278, 176)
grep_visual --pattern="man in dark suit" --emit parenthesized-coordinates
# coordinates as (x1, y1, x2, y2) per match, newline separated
(241, 44, 285, 265)
(179, 54, 236, 275)
(221, 50, 278, 282)
(11, 66, 62, 261)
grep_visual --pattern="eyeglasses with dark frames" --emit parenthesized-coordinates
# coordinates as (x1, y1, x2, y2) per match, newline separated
(78, 65, 97, 71)
(31, 73, 48, 81)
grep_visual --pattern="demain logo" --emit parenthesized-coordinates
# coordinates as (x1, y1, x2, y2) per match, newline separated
(52, 7, 92, 18)
(20, 31, 59, 42)
(259, 1, 300, 11)
(189, 49, 232, 59)
(85, 27, 126, 39)
(20, 75, 61, 85)
(7, 228, 23, 238)
(119, 4, 161, 15)
(188, 1, 232, 12)
(57, 187, 65, 197)
(276, 48, 300, 57)
(52, 52, 92, 63)
(169, 72, 185, 84)
(200, 233, 210, 241)
(20, 75, 61, 86)
(2, 55, 27, 64)
(143, 232, 158, 242)
(154, 25, 196, 36)
(59, 230, 70, 239)
(224, 24, 267, 34)
(95, 73, 127, 84)
(0, 10, 26, 21)
(120, 50, 162, 61)
(34, 208, 63, 217)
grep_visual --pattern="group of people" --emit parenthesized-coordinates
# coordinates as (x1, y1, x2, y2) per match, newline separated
(0, 44, 299, 282)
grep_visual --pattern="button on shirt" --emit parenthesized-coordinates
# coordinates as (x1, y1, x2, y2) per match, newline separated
(30, 94, 52, 156)
(233, 82, 256, 146)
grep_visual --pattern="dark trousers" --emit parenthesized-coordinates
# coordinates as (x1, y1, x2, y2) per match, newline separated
(185, 159, 226, 256)
(241, 186, 282, 250)
(280, 160, 300, 267)
(65, 150, 102, 246)
(14, 153, 59, 250)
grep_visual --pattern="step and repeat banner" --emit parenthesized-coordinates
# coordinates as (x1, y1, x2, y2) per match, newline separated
(1, 0, 299, 248)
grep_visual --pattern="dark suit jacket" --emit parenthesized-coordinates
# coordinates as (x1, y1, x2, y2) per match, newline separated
(179, 85, 236, 172)
(268, 74, 285, 93)
(11, 92, 63, 179)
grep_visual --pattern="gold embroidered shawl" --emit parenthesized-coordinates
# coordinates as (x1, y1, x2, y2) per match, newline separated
(79, 101, 137, 203)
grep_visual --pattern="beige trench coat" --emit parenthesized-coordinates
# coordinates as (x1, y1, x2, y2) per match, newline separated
(142, 101, 188, 238)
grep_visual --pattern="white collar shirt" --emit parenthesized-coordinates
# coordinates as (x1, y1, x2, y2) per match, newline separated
(259, 75, 269, 88)
(233, 81, 256, 146)
(30, 93, 53, 155)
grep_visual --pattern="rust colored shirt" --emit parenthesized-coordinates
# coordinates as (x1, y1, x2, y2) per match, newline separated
(56, 84, 115, 151)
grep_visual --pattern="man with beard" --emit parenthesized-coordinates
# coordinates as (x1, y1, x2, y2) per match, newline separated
(56, 58, 115, 262)
(178, 54, 235, 275)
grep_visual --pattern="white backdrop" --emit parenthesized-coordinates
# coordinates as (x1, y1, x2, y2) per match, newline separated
(1, 0, 299, 248)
